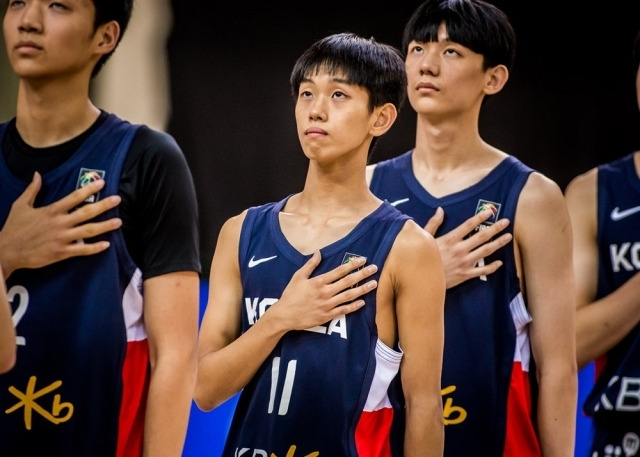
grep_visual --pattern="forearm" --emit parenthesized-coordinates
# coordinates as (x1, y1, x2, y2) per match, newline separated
(141, 271, 199, 457)
(576, 273, 640, 368)
(195, 310, 288, 411)
(143, 355, 197, 457)
(536, 367, 577, 456)
(0, 233, 19, 279)
(0, 263, 15, 372)
(0, 292, 16, 373)
(403, 399, 444, 457)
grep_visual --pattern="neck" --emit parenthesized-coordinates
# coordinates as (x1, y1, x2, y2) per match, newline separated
(410, 111, 507, 197)
(413, 111, 486, 170)
(15, 78, 100, 148)
(290, 162, 378, 223)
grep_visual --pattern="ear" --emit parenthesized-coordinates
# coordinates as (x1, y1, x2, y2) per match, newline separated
(484, 64, 509, 96)
(370, 103, 398, 137)
(94, 20, 121, 56)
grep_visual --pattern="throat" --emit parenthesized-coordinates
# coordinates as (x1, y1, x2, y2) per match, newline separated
(279, 213, 363, 255)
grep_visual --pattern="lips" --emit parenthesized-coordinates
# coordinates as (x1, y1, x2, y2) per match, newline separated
(15, 40, 43, 52)
(305, 127, 327, 136)
(416, 81, 438, 91)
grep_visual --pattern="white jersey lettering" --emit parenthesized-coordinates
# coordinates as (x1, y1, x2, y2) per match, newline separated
(610, 242, 640, 272)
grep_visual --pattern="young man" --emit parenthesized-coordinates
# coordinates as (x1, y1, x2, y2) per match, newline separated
(564, 30, 640, 457)
(368, 1, 577, 455)
(195, 33, 445, 457)
(0, 1, 201, 456)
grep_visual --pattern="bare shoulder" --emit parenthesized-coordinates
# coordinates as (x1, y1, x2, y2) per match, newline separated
(218, 209, 249, 240)
(210, 209, 250, 270)
(565, 167, 597, 208)
(389, 219, 441, 267)
(516, 171, 572, 249)
(519, 171, 567, 217)
(385, 219, 445, 325)
(564, 167, 598, 242)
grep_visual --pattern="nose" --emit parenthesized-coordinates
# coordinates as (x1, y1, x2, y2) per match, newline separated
(308, 97, 327, 121)
(18, 3, 44, 33)
(419, 49, 439, 76)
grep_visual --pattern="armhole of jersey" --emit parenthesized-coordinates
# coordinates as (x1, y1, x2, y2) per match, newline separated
(238, 207, 258, 278)
(504, 165, 534, 309)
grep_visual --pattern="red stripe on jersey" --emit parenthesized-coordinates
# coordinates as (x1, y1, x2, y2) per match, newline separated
(503, 361, 541, 457)
(117, 339, 150, 457)
(355, 407, 394, 457)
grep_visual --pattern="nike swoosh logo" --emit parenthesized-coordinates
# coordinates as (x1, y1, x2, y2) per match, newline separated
(389, 198, 410, 207)
(610, 206, 640, 221)
(248, 255, 278, 268)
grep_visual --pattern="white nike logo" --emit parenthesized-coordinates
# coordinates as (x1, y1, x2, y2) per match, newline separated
(610, 205, 640, 221)
(390, 198, 410, 207)
(248, 255, 278, 268)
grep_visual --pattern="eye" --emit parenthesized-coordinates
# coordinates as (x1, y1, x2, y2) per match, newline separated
(444, 47, 461, 56)
(299, 90, 313, 99)
(332, 91, 346, 99)
(409, 44, 424, 55)
(50, 2, 69, 10)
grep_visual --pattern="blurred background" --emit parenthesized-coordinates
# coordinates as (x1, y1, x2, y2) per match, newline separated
(2, 1, 639, 455)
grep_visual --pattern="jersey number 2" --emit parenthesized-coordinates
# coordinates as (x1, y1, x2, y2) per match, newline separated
(8, 285, 28, 346)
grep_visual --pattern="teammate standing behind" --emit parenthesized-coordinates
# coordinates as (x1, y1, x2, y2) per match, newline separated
(195, 32, 445, 457)
(0, 1, 201, 456)
(368, 1, 577, 455)
(564, 29, 640, 457)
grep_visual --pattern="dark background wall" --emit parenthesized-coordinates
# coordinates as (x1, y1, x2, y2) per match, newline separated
(166, 1, 640, 276)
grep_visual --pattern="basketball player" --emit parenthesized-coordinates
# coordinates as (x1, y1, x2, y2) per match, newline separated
(367, 0, 577, 455)
(195, 32, 445, 456)
(564, 29, 640, 457)
(0, 1, 201, 456)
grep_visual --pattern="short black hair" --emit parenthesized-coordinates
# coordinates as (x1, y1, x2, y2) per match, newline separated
(402, 0, 515, 72)
(290, 32, 407, 155)
(290, 32, 407, 113)
(91, 0, 134, 77)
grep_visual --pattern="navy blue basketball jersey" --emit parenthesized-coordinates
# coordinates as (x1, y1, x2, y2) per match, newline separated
(583, 153, 640, 454)
(224, 198, 411, 457)
(0, 115, 149, 457)
(370, 150, 541, 457)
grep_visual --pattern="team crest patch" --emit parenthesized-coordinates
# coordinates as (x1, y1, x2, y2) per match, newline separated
(76, 168, 106, 204)
(342, 252, 366, 289)
(475, 199, 501, 226)
(342, 252, 366, 265)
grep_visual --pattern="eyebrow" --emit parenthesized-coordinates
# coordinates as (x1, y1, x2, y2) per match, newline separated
(300, 76, 352, 87)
